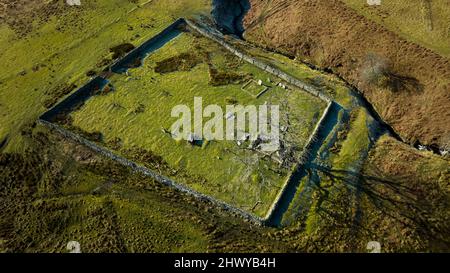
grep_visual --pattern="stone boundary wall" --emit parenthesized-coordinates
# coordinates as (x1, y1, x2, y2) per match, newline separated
(38, 18, 337, 226)
(184, 19, 332, 103)
(38, 119, 265, 225)
(263, 101, 334, 221)
(185, 19, 336, 223)
(110, 18, 186, 73)
(39, 77, 109, 122)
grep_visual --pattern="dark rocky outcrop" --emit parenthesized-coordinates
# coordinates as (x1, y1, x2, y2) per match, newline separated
(211, 0, 250, 37)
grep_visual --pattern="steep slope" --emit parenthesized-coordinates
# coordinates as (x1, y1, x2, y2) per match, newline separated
(243, 0, 450, 149)
(341, 0, 450, 59)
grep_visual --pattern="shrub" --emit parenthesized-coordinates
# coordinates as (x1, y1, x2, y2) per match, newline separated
(154, 52, 202, 74)
(208, 68, 247, 86)
(110, 43, 135, 59)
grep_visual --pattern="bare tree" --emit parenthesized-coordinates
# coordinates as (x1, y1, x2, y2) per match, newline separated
(361, 52, 390, 86)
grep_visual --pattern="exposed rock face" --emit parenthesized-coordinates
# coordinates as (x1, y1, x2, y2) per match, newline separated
(211, 0, 250, 36)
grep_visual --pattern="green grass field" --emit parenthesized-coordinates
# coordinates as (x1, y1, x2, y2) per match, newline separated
(1, 0, 448, 253)
(0, 0, 211, 152)
(280, 107, 374, 227)
(64, 28, 326, 218)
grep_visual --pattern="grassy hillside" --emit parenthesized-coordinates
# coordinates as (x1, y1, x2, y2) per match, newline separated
(0, 129, 293, 252)
(341, 0, 450, 58)
(1, 0, 449, 252)
(0, 0, 210, 152)
(243, 0, 450, 148)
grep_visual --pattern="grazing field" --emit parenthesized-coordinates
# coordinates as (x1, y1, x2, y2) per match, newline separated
(2, 0, 448, 253)
(0, 0, 211, 152)
(62, 27, 326, 218)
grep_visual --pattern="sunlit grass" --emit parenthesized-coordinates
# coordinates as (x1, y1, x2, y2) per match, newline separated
(69, 30, 326, 217)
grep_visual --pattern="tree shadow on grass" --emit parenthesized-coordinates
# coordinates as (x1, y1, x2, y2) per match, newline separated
(310, 164, 449, 248)
(384, 73, 424, 94)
